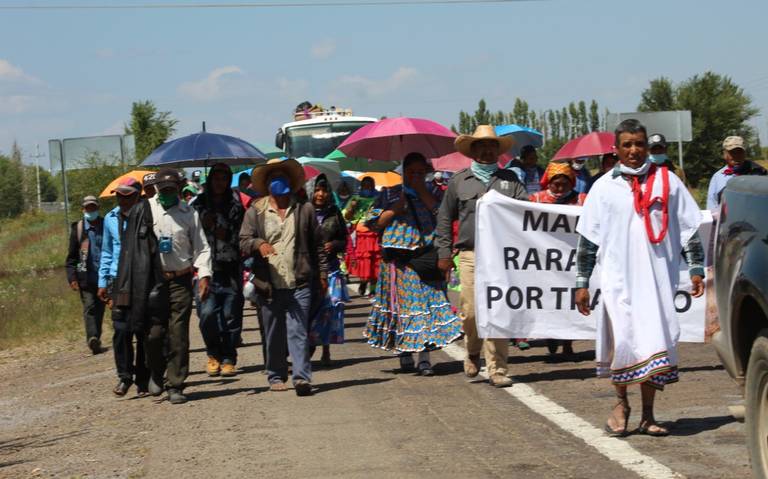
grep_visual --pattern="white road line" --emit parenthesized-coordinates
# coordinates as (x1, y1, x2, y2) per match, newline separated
(441, 343, 684, 479)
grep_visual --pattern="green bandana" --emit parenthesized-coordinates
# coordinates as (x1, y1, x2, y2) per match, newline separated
(158, 192, 179, 209)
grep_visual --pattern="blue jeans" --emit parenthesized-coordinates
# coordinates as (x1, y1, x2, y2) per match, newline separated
(260, 287, 312, 384)
(198, 272, 239, 364)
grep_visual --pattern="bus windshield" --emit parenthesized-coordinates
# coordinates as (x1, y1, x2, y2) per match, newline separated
(284, 121, 373, 159)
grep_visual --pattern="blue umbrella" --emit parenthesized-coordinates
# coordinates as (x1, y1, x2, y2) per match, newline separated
(142, 130, 267, 168)
(495, 124, 544, 157)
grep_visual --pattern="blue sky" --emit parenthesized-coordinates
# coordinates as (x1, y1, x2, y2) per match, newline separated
(1, 0, 767, 165)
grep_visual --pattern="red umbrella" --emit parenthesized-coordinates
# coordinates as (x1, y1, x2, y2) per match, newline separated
(338, 117, 457, 162)
(303, 164, 321, 180)
(431, 151, 509, 173)
(552, 132, 615, 162)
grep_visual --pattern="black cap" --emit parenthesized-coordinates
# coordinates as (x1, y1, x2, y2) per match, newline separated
(648, 133, 667, 148)
(155, 168, 182, 190)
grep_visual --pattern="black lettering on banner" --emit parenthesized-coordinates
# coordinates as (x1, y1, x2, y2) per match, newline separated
(487, 287, 503, 309)
(590, 289, 602, 310)
(550, 214, 572, 233)
(522, 249, 542, 270)
(523, 210, 548, 231)
(565, 249, 576, 272)
(504, 247, 519, 270)
(527, 287, 543, 309)
(675, 290, 692, 313)
(546, 249, 563, 271)
(551, 287, 568, 309)
(505, 287, 523, 309)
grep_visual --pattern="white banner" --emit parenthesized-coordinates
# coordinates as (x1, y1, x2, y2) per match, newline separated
(474, 190, 712, 342)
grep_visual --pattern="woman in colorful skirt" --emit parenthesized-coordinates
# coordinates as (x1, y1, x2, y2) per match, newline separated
(307, 175, 349, 367)
(364, 153, 462, 375)
(343, 176, 381, 297)
(530, 161, 587, 359)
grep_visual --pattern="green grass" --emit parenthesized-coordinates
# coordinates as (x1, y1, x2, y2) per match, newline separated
(0, 211, 85, 349)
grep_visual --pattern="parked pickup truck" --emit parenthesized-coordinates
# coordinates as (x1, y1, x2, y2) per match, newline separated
(713, 175, 768, 478)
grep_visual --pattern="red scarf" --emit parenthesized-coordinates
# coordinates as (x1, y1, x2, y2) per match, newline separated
(629, 164, 670, 244)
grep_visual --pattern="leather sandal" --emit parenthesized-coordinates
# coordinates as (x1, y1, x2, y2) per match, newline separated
(637, 406, 669, 436)
(604, 394, 631, 437)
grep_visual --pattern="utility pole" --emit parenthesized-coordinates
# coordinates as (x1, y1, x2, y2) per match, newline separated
(34, 143, 42, 209)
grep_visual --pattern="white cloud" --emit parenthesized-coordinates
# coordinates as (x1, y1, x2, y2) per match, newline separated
(311, 40, 336, 60)
(0, 59, 42, 84)
(178, 66, 243, 101)
(337, 66, 418, 97)
(0, 95, 37, 114)
(96, 48, 115, 59)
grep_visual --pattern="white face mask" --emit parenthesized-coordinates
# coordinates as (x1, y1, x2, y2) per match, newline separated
(619, 160, 652, 177)
(571, 161, 585, 171)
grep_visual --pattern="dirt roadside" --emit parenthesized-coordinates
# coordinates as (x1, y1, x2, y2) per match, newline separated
(0, 293, 750, 479)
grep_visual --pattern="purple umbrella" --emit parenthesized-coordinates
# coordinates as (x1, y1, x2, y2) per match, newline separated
(338, 117, 457, 162)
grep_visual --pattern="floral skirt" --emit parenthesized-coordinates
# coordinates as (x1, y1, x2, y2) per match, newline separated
(310, 271, 348, 346)
(365, 259, 462, 352)
(347, 230, 381, 282)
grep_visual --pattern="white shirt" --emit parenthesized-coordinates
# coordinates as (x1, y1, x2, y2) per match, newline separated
(148, 196, 212, 278)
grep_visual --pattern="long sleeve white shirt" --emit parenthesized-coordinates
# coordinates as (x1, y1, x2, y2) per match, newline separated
(148, 196, 212, 279)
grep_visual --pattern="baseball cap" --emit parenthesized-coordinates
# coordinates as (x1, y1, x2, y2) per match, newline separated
(648, 133, 667, 148)
(723, 136, 745, 151)
(154, 168, 182, 190)
(142, 172, 157, 186)
(111, 177, 141, 196)
(82, 195, 99, 207)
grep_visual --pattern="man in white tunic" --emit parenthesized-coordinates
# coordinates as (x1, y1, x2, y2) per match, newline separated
(575, 119, 705, 437)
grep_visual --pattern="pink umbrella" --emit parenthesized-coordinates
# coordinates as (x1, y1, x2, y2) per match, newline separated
(338, 117, 457, 162)
(431, 151, 508, 173)
(552, 132, 615, 162)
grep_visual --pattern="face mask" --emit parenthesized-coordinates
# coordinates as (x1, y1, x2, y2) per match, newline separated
(338, 193, 350, 200)
(571, 161, 585, 171)
(157, 192, 179, 209)
(619, 160, 652, 177)
(649, 154, 668, 165)
(470, 160, 499, 185)
(269, 177, 291, 196)
(359, 188, 375, 198)
(83, 211, 99, 222)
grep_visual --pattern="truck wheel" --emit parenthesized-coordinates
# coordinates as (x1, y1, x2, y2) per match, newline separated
(746, 330, 768, 479)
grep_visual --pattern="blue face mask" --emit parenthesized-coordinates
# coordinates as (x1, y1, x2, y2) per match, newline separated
(359, 188, 375, 198)
(470, 161, 499, 185)
(649, 153, 669, 165)
(83, 211, 99, 222)
(269, 177, 291, 196)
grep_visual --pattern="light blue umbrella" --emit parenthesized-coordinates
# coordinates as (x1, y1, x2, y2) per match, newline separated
(142, 127, 267, 168)
(495, 124, 544, 158)
(231, 168, 254, 188)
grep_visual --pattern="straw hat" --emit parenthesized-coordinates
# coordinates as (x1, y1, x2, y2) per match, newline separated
(251, 158, 305, 195)
(454, 125, 514, 157)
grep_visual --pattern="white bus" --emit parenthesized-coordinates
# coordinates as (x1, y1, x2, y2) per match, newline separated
(275, 106, 377, 159)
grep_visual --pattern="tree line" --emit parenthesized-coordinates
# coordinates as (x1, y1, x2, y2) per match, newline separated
(0, 100, 176, 219)
(454, 71, 762, 187)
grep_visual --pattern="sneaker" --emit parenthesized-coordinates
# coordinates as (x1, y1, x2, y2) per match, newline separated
(464, 355, 480, 378)
(489, 374, 513, 388)
(515, 339, 530, 351)
(220, 362, 237, 377)
(206, 356, 221, 376)
(113, 380, 131, 397)
(294, 379, 313, 397)
(148, 376, 164, 397)
(88, 337, 102, 355)
(167, 388, 187, 404)
(418, 361, 434, 376)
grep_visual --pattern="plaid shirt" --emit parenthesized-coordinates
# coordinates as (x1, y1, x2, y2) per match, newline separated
(575, 232, 705, 289)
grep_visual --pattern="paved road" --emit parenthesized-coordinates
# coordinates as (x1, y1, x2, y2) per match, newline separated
(0, 292, 751, 478)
